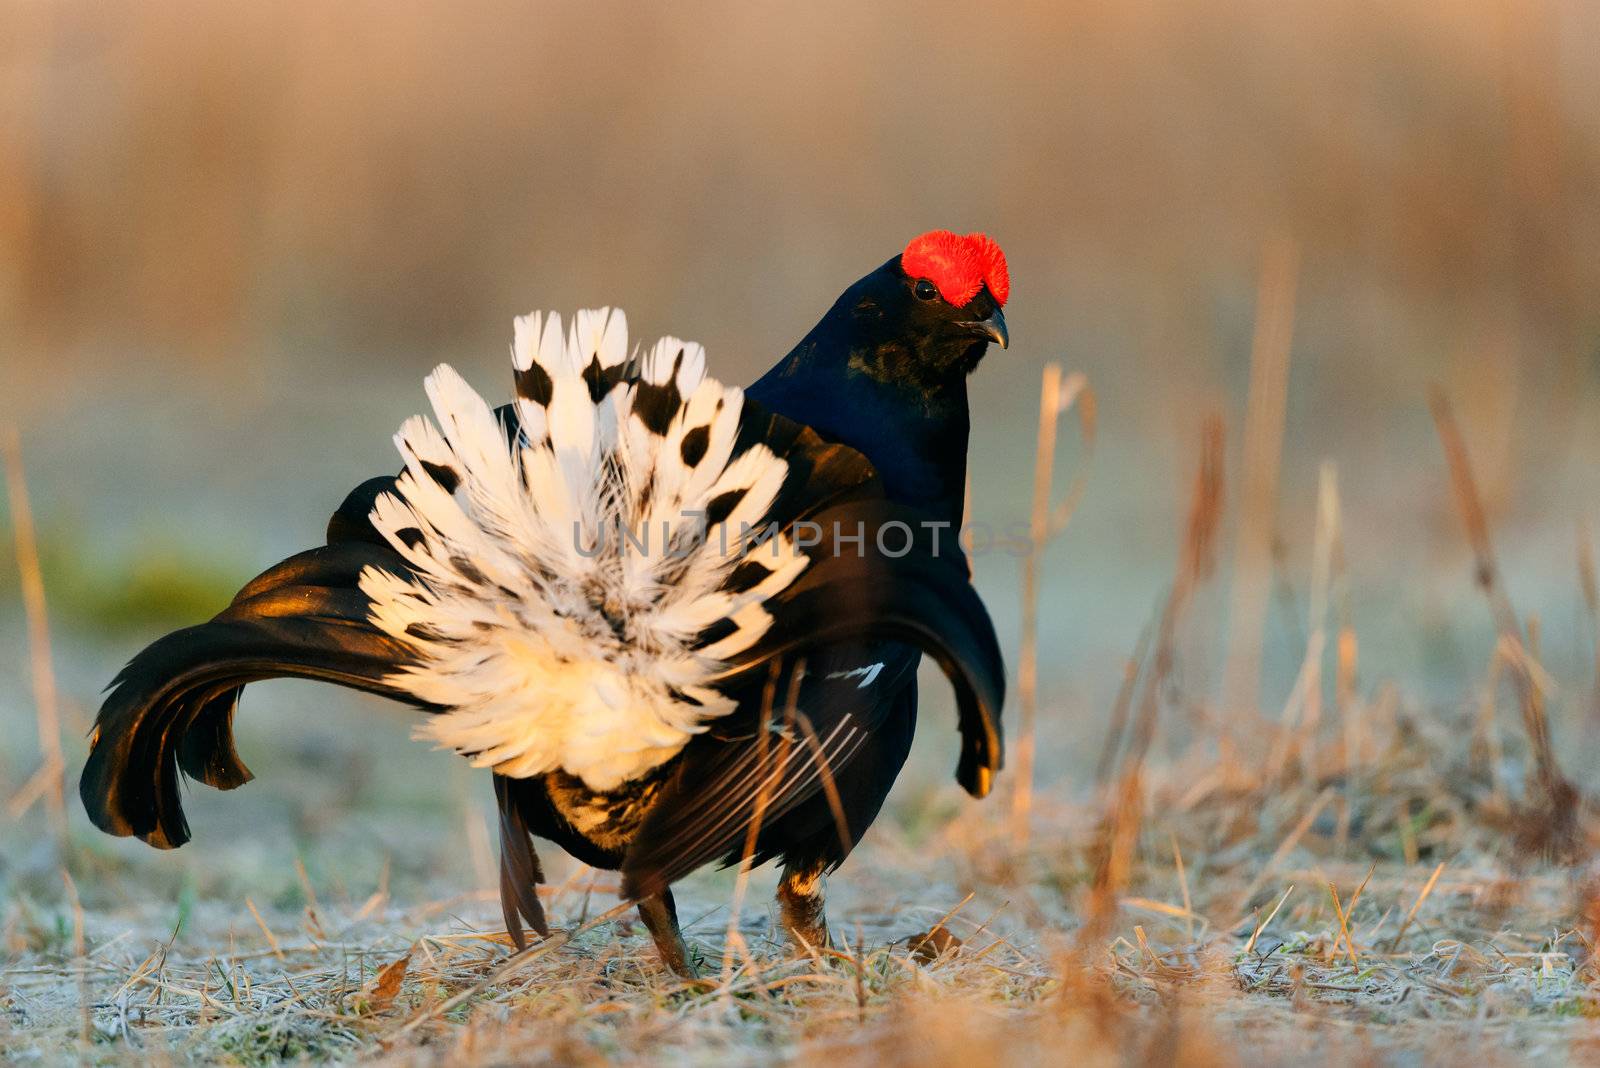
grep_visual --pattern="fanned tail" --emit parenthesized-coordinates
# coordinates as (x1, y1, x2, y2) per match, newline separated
(362, 309, 874, 791)
(80, 541, 425, 849)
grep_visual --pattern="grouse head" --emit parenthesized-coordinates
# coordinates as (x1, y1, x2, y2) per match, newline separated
(832, 230, 1010, 390)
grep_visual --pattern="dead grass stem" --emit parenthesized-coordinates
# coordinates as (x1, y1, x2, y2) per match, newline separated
(2, 426, 66, 846)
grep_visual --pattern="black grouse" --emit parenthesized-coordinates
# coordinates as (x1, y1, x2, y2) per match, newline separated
(81, 230, 1011, 976)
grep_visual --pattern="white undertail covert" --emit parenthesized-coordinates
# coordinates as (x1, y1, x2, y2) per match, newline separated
(360, 309, 809, 790)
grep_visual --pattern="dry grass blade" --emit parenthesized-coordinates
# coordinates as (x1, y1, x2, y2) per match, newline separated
(853, 924, 866, 1024)
(1119, 415, 1226, 784)
(1388, 862, 1446, 950)
(1094, 619, 1153, 787)
(723, 660, 796, 982)
(245, 899, 285, 962)
(1171, 832, 1194, 941)
(1580, 519, 1600, 722)
(1014, 364, 1095, 846)
(1326, 883, 1358, 966)
(1429, 388, 1581, 858)
(387, 900, 633, 1041)
(1085, 417, 1225, 939)
(59, 868, 89, 1045)
(1046, 371, 1097, 538)
(1221, 237, 1298, 719)
(1244, 884, 1295, 955)
(1578, 519, 1598, 623)
(902, 892, 981, 968)
(1346, 862, 1376, 918)
(907, 924, 961, 964)
(1233, 788, 1335, 920)
(790, 706, 853, 858)
(2, 427, 66, 844)
(1297, 462, 1342, 770)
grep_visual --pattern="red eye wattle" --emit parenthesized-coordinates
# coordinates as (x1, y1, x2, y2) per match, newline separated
(901, 230, 1009, 308)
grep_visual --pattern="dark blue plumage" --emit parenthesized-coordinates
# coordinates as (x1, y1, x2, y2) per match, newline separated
(748, 253, 1007, 526)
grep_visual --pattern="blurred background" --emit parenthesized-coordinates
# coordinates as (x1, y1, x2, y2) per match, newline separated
(4, 0, 1600, 896)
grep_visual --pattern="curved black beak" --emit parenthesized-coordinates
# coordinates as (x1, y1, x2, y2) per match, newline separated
(958, 306, 1008, 349)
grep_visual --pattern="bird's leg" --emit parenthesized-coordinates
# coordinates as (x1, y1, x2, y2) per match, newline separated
(637, 888, 697, 978)
(777, 858, 830, 953)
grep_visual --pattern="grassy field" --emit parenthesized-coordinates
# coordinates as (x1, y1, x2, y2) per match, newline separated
(5, 693, 1598, 1064)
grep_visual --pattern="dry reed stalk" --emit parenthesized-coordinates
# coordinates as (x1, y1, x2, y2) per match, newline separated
(1264, 641, 1315, 781)
(294, 857, 321, 914)
(1093, 618, 1153, 787)
(1525, 616, 1549, 774)
(1220, 238, 1298, 726)
(722, 661, 795, 983)
(1263, 463, 1340, 781)
(1396, 800, 1419, 866)
(1011, 363, 1060, 849)
(1012, 365, 1096, 848)
(1580, 519, 1600, 722)
(791, 707, 853, 857)
(1472, 646, 1507, 804)
(852, 925, 866, 1024)
(1119, 417, 1225, 781)
(2, 427, 66, 846)
(1083, 765, 1144, 942)
(1333, 460, 1358, 767)
(1302, 463, 1340, 766)
(0, 7, 50, 347)
(1086, 418, 1223, 938)
(60, 867, 89, 1045)
(355, 858, 392, 921)
(1428, 388, 1580, 858)
(961, 468, 972, 563)
(1337, 628, 1359, 761)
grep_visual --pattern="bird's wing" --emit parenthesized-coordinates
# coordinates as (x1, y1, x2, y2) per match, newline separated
(79, 540, 426, 849)
(81, 389, 538, 835)
(621, 504, 1005, 900)
(717, 498, 1005, 795)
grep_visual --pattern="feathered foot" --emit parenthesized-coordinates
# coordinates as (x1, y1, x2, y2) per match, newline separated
(777, 858, 830, 954)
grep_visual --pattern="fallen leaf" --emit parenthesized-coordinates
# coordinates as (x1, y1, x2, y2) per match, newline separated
(907, 925, 962, 963)
(365, 947, 413, 1011)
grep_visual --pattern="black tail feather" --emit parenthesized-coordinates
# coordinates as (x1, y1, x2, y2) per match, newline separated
(493, 774, 549, 948)
(80, 542, 423, 849)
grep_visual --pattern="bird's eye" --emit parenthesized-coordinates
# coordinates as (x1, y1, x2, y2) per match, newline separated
(914, 279, 939, 302)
